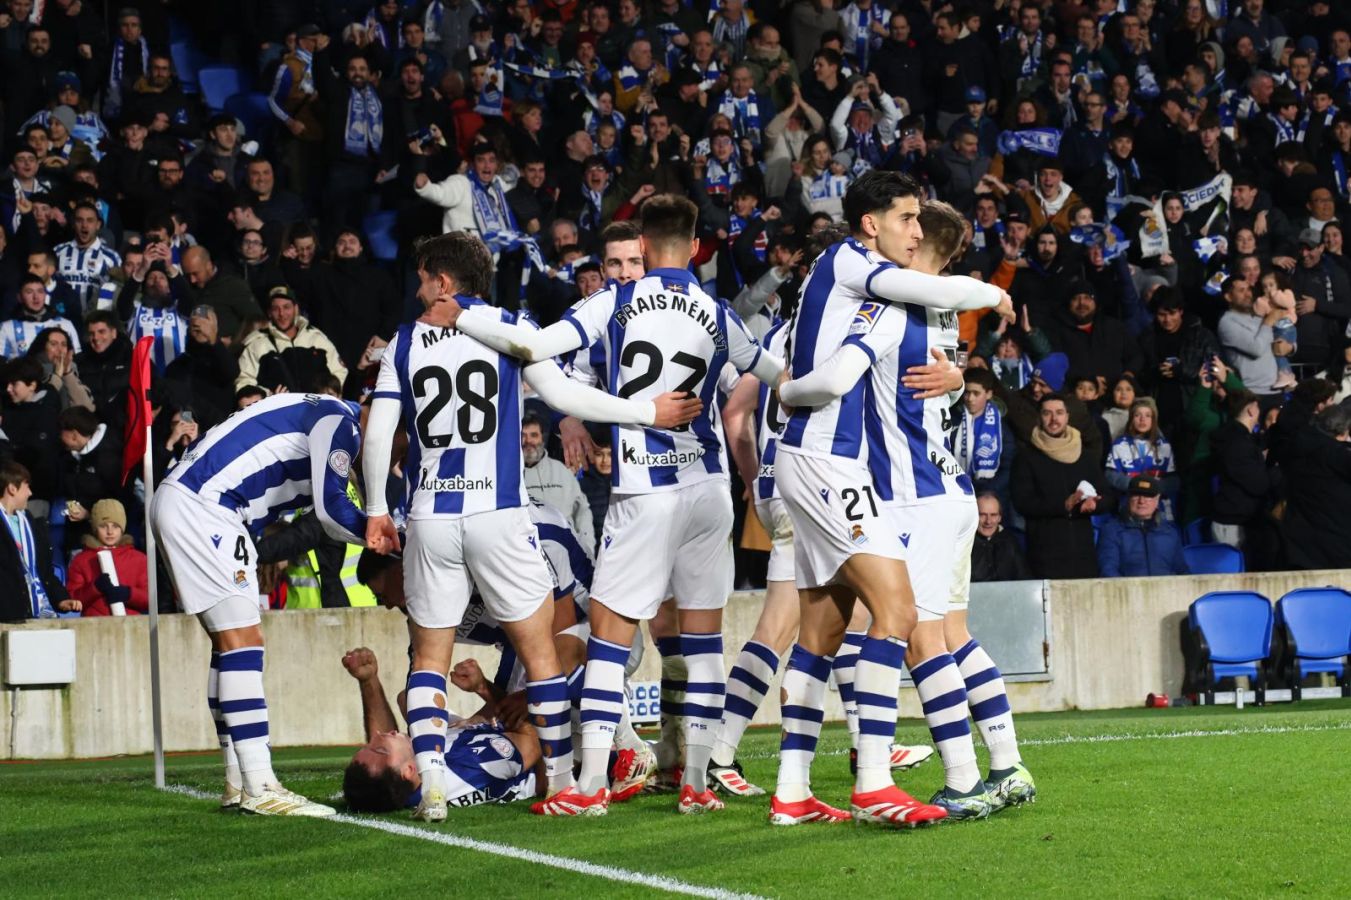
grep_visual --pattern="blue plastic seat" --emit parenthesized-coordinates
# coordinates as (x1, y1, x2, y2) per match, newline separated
(1182, 518, 1210, 546)
(1183, 542, 1244, 574)
(170, 41, 207, 94)
(363, 210, 400, 262)
(223, 92, 273, 141)
(1276, 588, 1351, 693)
(1189, 591, 1273, 700)
(198, 66, 249, 112)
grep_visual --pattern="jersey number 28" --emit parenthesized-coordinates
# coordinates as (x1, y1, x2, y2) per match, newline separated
(413, 361, 499, 447)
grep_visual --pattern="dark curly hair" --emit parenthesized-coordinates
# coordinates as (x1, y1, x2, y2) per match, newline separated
(342, 758, 417, 813)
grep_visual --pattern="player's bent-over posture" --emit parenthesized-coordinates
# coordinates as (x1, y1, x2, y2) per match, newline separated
(361, 231, 700, 822)
(444, 195, 786, 816)
(151, 392, 369, 816)
(773, 171, 1013, 827)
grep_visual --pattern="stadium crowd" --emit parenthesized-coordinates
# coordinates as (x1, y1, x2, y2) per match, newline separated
(4, 0, 1351, 622)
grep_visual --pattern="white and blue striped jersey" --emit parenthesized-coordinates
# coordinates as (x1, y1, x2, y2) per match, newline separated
(854, 301, 974, 505)
(162, 393, 366, 541)
(373, 297, 529, 520)
(561, 267, 765, 494)
(126, 303, 188, 373)
(405, 722, 533, 809)
(780, 238, 901, 462)
(754, 320, 789, 501)
(54, 238, 121, 313)
(0, 316, 81, 358)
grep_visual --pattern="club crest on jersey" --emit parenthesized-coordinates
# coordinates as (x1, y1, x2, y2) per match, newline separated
(233, 570, 249, 587)
(850, 524, 868, 545)
(328, 449, 352, 478)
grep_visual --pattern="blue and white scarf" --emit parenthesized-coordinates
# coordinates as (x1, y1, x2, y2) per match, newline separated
(107, 37, 150, 116)
(363, 7, 404, 48)
(343, 85, 383, 157)
(847, 126, 886, 170)
(807, 170, 850, 203)
(617, 63, 653, 95)
(718, 91, 764, 145)
(959, 403, 1002, 478)
(475, 68, 505, 117)
(1268, 112, 1303, 146)
(1332, 148, 1349, 202)
(1070, 223, 1131, 262)
(1134, 60, 1160, 98)
(969, 220, 1004, 251)
(583, 107, 625, 137)
(1018, 31, 1043, 78)
(470, 174, 542, 296)
(704, 153, 741, 197)
(3, 511, 55, 618)
(992, 355, 1035, 389)
(580, 184, 606, 233)
(655, 21, 685, 70)
(846, 1, 886, 71)
(727, 209, 767, 287)
(996, 127, 1062, 157)
(549, 255, 596, 281)
(713, 13, 749, 58)
(690, 59, 723, 92)
(1193, 235, 1228, 263)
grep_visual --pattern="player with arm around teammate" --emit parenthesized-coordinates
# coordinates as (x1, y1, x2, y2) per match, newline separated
(441, 195, 787, 816)
(771, 171, 1013, 828)
(360, 232, 700, 822)
(150, 392, 370, 816)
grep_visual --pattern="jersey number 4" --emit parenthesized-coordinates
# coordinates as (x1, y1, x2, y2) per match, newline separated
(413, 361, 499, 447)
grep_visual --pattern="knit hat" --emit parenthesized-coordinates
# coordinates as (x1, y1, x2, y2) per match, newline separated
(91, 499, 127, 531)
(1032, 353, 1069, 392)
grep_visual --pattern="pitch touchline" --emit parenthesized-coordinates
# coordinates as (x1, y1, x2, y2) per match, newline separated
(738, 720, 1351, 760)
(163, 786, 765, 900)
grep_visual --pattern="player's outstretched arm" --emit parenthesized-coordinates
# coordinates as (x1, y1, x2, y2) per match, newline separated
(455, 307, 586, 363)
(524, 360, 703, 429)
(342, 648, 401, 738)
(360, 396, 401, 553)
(870, 267, 1014, 317)
(309, 413, 367, 545)
(779, 343, 874, 407)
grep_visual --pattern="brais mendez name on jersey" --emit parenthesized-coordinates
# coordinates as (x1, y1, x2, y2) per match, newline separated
(612, 285, 729, 351)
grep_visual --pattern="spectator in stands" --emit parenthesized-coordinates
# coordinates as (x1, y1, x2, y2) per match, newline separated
(1, 274, 81, 358)
(75, 311, 131, 434)
(1218, 274, 1282, 401)
(1012, 393, 1108, 579)
(1209, 388, 1277, 565)
(1105, 398, 1178, 502)
(521, 411, 592, 542)
(955, 367, 1013, 503)
(1049, 281, 1143, 386)
(1282, 404, 1351, 570)
(578, 427, 611, 553)
(0, 461, 74, 620)
(1096, 476, 1189, 577)
(163, 306, 238, 427)
(245, 157, 307, 229)
(179, 246, 262, 343)
(1266, 378, 1338, 470)
(235, 285, 347, 393)
(57, 405, 122, 528)
(1136, 287, 1221, 433)
(64, 498, 149, 616)
(970, 493, 1028, 583)
(3, 356, 62, 508)
(227, 229, 285, 307)
(27, 327, 94, 411)
(1290, 227, 1351, 371)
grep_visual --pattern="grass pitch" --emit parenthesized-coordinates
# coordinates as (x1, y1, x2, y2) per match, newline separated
(5, 700, 1351, 898)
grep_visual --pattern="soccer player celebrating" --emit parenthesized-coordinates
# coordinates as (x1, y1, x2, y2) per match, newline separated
(151, 392, 370, 816)
(441, 195, 785, 816)
(773, 171, 1013, 827)
(361, 232, 699, 821)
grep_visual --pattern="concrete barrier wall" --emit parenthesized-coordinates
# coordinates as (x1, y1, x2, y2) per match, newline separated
(2, 568, 1346, 759)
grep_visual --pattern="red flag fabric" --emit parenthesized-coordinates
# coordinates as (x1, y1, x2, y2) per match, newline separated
(121, 336, 155, 485)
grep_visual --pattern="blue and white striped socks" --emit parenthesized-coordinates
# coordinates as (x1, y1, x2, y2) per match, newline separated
(527, 675, 575, 795)
(216, 647, 275, 796)
(854, 636, 906, 793)
(206, 652, 241, 790)
(712, 640, 779, 767)
(776, 645, 831, 803)
(406, 670, 451, 794)
(954, 639, 1022, 771)
(832, 631, 866, 750)
(578, 636, 630, 795)
(680, 632, 725, 793)
(655, 636, 686, 771)
(910, 653, 982, 794)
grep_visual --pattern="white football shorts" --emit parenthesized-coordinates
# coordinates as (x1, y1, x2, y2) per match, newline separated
(591, 478, 733, 620)
(150, 484, 261, 628)
(883, 495, 978, 622)
(754, 497, 795, 584)
(404, 506, 554, 629)
(776, 448, 904, 590)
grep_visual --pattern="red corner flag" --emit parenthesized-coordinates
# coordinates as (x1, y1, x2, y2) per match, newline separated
(122, 336, 155, 485)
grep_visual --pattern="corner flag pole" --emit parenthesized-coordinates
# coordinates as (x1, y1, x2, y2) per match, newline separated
(125, 337, 164, 788)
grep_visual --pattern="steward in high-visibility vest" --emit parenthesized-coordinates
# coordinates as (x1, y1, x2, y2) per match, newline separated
(260, 484, 375, 608)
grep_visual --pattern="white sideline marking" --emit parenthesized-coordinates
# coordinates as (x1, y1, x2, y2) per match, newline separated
(740, 720, 1351, 761)
(163, 785, 764, 900)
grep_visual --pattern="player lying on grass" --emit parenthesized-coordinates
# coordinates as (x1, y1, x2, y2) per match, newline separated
(342, 647, 547, 812)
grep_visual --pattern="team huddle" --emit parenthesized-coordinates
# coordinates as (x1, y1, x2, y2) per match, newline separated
(151, 170, 1037, 827)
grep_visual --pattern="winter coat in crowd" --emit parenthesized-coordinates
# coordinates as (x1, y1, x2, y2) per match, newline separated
(1011, 426, 1110, 579)
(1096, 513, 1189, 577)
(65, 535, 150, 616)
(970, 529, 1030, 583)
(1281, 425, 1351, 571)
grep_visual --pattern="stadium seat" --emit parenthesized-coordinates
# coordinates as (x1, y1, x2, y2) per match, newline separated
(1275, 588, 1351, 699)
(1188, 591, 1273, 704)
(198, 66, 249, 112)
(1182, 518, 1210, 546)
(170, 41, 207, 94)
(1182, 542, 1244, 574)
(363, 210, 400, 262)
(223, 92, 273, 142)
